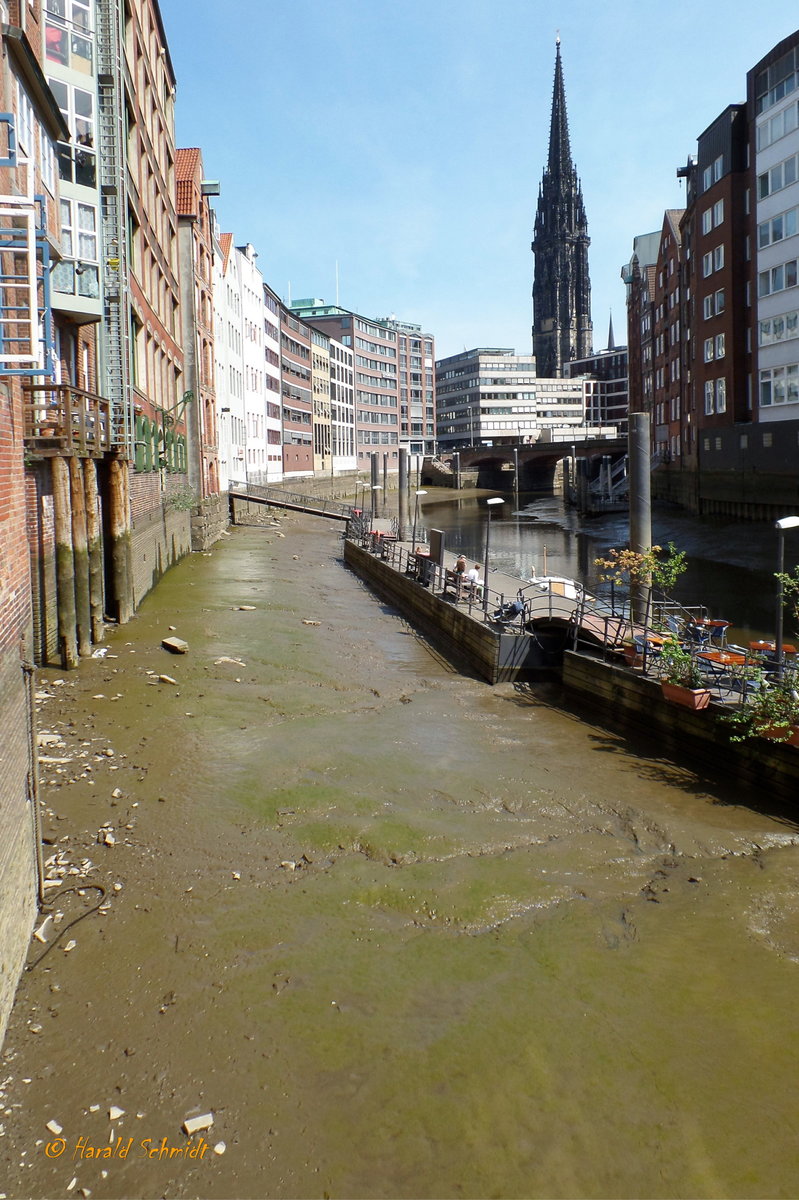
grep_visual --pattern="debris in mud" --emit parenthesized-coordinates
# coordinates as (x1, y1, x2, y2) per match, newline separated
(182, 1112, 214, 1135)
(302, 620, 320, 626)
(236, 605, 256, 611)
(280, 861, 296, 871)
(158, 675, 177, 685)
(46, 1119, 62, 1135)
(33, 917, 53, 943)
(162, 636, 189, 654)
(109, 1106, 124, 1121)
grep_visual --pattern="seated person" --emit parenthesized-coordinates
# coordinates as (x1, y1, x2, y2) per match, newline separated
(466, 564, 483, 595)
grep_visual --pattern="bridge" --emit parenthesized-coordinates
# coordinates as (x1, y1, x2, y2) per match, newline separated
(426, 437, 628, 494)
(229, 482, 355, 521)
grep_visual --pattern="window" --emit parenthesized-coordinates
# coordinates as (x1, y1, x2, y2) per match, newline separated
(701, 208, 712, 235)
(714, 244, 724, 271)
(45, 0, 93, 73)
(703, 295, 713, 319)
(715, 289, 725, 314)
(759, 259, 799, 297)
(759, 151, 799, 200)
(49, 77, 96, 187)
(51, 198, 99, 297)
(760, 363, 799, 406)
(15, 79, 35, 153)
(702, 252, 713, 277)
(715, 333, 725, 359)
(716, 377, 726, 414)
(713, 199, 724, 226)
(760, 310, 799, 345)
(758, 206, 798, 248)
(704, 380, 714, 414)
(704, 337, 715, 362)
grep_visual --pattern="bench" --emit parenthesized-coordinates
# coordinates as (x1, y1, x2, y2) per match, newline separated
(443, 568, 480, 602)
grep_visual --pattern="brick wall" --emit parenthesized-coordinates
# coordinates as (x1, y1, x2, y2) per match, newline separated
(0, 378, 37, 1046)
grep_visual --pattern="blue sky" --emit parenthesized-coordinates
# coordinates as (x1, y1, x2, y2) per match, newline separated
(163, 1, 797, 360)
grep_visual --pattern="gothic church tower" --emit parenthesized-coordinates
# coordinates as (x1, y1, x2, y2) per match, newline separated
(532, 38, 593, 376)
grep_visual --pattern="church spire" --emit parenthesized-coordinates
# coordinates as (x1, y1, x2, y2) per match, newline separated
(531, 38, 593, 377)
(547, 37, 572, 179)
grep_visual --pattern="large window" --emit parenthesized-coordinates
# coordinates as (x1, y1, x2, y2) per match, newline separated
(758, 151, 799, 200)
(759, 259, 799, 297)
(760, 362, 799, 407)
(760, 310, 799, 345)
(49, 77, 96, 187)
(51, 198, 99, 297)
(45, 0, 93, 74)
(758, 205, 799, 249)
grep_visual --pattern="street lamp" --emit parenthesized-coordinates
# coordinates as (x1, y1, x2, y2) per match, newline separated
(775, 515, 799, 677)
(483, 497, 505, 614)
(411, 489, 427, 553)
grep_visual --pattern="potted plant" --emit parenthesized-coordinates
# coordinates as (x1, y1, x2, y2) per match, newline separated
(722, 672, 799, 744)
(658, 637, 712, 710)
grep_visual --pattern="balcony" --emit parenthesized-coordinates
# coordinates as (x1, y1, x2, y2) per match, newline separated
(23, 383, 117, 458)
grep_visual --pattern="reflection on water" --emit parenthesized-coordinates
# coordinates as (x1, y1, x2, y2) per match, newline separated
(418, 490, 786, 640)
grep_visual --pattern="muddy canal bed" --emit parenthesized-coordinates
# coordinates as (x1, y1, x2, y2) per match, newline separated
(2, 515, 799, 1200)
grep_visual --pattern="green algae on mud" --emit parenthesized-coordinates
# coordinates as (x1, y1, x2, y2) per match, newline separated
(2, 516, 799, 1200)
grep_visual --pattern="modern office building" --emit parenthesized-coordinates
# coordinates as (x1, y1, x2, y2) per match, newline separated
(532, 38, 592, 377)
(566, 321, 629, 434)
(290, 300, 436, 470)
(435, 348, 600, 450)
(280, 302, 313, 477)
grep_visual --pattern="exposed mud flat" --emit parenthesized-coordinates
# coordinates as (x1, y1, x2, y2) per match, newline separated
(2, 514, 799, 1200)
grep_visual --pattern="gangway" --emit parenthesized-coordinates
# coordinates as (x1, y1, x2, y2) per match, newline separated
(229, 482, 356, 521)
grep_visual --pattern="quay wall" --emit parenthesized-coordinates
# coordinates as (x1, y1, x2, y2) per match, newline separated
(343, 540, 502, 683)
(562, 651, 799, 803)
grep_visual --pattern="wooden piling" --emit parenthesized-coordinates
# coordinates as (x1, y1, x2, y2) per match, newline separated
(69, 457, 91, 656)
(82, 458, 104, 644)
(108, 457, 132, 624)
(51, 455, 78, 669)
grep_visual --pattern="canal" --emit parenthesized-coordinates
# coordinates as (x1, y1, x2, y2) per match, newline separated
(2, 511, 798, 1199)
(414, 489, 791, 639)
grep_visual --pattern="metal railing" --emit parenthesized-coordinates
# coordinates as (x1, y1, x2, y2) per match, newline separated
(233, 481, 355, 520)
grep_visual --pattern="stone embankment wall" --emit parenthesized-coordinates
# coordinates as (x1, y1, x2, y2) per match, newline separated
(343, 540, 501, 682)
(562, 651, 799, 803)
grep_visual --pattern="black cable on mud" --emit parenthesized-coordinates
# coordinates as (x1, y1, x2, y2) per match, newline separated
(25, 884, 107, 972)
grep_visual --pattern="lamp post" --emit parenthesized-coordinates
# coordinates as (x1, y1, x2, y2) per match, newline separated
(513, 445, 519, 512)
(775, 515, 799, 677)
(411, 489, 427, 553)
(483, 497, 505, 614)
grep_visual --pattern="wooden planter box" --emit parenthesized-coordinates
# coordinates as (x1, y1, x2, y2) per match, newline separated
(660, 681, 712, 710)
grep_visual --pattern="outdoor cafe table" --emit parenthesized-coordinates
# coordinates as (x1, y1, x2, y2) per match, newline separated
(696, 650, 747, 666)
(749, 640, 797, 655)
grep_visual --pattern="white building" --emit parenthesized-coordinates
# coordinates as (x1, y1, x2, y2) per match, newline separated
(752, 39, 799, 420)
(213, 226, 244, 490)
(330, 337, 356, 473)
(435, 348, 614, 450)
